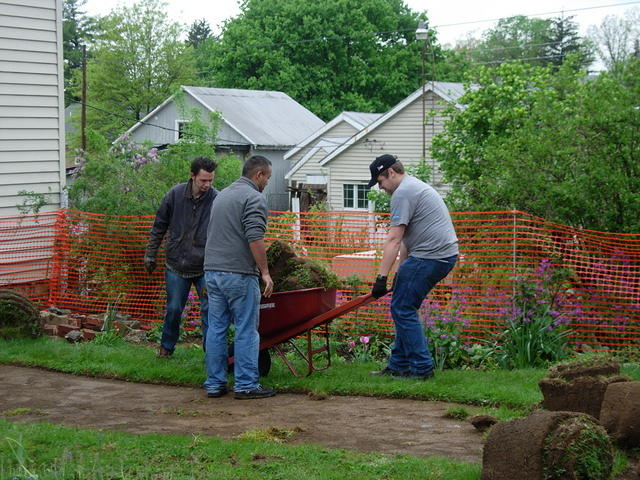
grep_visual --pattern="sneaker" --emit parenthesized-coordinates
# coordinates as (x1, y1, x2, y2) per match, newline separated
(207, 387, 228, 398)
(157, 346, 172, 358)
(234, 386, 276, 400)
(404, 370, 435, 380)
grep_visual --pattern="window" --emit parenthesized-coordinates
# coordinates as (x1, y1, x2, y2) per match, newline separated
(343, 184, 370, 209)
(176, 121, 191, 140)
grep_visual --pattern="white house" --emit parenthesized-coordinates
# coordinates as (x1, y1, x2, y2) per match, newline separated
(285, 82, 466, 212)
(0, 0, 65, 294)
(284, 110, 383, 211)
(0, 0, 66, 216)
(124, 86, 325, 211)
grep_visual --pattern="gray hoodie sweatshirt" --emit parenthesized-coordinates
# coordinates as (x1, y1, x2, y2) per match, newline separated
(203, 176, 268, 276)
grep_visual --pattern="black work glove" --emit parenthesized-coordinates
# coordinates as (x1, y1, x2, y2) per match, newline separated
(371, 274, 388, 299)
(144, 257, 156, 274)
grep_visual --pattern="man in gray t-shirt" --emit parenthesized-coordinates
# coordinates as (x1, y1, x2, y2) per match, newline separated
(367, 154, 458, 380)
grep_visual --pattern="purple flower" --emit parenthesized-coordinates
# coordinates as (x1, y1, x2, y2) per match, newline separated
(359, 336, 370, 345)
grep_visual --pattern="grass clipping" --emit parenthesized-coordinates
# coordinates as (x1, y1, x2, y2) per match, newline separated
(266, 240, 342, 293)
(238, 426, 298, 443)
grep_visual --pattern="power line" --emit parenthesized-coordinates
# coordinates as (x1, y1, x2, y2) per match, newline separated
(196, 0, 640, 53)
(81, 37, 584, 69)
(75, 0, 640, 58)
(433, 1, 640, 31)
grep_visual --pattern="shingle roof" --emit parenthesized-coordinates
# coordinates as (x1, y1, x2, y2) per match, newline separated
(183, 86, 325, 147)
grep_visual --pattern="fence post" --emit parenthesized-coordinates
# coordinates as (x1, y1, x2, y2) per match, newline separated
(48, 209, 68, 307)
(512, 210, 518, 311)
(291, 196, 301, 243)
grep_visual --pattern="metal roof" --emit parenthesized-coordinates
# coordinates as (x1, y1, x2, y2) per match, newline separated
(341, 111, 384, 128)
(284, 110, 382, 161)
(183, 86, 325, 147)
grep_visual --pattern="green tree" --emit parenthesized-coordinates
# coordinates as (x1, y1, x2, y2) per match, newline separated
(544, 16, 594, 69)
(187, 19, 212, 48)
(84, 0, 196, 141)
(195, 0, 445, 120)
(469, 16, 552, 66)
(62, 0, 96, 105)
(467, 15, 593, 70)
(432, 59, 640, 232)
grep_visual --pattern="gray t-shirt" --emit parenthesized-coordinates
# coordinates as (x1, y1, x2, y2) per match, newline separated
(390, 175, 459, 259)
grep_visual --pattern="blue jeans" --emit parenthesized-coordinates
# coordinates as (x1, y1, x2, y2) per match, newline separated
(388, 255, 457, 374)
(161, 269, 208, 353)
(203, 271, 261, 393)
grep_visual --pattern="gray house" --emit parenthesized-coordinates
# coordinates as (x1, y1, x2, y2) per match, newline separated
(0, 0, 66, 215)
(285, 82, 466, 212)
(125, 86, 325, 211)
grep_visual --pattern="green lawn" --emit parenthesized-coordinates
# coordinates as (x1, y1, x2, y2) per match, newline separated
(0, 337, 550, 408)
(1, 337, 638, 480)
(0, 419, 480, 480)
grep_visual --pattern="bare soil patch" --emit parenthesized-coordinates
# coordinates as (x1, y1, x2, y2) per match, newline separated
(0, 365, 483, 463)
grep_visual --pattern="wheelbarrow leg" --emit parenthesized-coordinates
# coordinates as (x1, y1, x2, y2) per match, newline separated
(272, 324, 332, 377)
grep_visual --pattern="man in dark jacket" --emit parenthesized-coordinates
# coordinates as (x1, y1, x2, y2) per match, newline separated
(144, 157, 218, 357)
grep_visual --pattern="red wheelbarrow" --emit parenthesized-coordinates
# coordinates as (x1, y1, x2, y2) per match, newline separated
(228, 287, 377, 377)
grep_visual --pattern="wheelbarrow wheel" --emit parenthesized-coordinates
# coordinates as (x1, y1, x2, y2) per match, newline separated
(227, 342, 272, 377)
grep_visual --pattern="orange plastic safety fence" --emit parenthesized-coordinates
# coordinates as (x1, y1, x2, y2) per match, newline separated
(1, 209, 638, 352)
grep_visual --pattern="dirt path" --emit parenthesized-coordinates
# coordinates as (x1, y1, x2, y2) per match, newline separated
(0, 365, 484, 463)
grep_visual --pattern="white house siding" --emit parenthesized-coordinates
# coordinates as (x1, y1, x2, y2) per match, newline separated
(288, 121, 359, 185)
(0, 0, 65, 215)
(326, 92, 450, 211)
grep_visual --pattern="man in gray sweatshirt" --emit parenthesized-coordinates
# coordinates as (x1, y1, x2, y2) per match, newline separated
(202, 156, 276, 400)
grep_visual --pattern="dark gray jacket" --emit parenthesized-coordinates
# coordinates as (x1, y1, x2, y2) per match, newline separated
(204, 176, 268, 276)
(145, 180, 218, 277)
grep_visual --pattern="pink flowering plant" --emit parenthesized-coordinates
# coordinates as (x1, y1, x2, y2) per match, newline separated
(346, 335, 372, 363)
(494, 258, 578, 369)
(341, 335, 390, 363)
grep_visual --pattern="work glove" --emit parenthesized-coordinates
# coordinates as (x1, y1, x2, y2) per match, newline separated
(371, 274, 388, 299)
(144, 257, 156, 274)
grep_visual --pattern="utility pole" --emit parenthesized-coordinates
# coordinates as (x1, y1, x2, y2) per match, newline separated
(81, 44, 87, 152)
(415, 21, 428, 161)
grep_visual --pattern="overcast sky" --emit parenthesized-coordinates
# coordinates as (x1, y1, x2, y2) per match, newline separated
(83, 0, 639, 46)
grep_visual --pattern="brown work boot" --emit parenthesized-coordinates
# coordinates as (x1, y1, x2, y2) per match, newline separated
(157, 346, 172, 358)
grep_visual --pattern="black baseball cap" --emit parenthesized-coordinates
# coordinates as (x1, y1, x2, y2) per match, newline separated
(367, 154, 397, 187)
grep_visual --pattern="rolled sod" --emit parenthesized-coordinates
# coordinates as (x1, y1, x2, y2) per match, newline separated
(482, 410, 612, 480)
